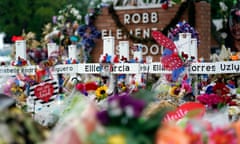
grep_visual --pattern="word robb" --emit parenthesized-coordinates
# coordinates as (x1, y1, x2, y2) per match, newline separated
(123, 12, 158, 24)
(101, 11, 161, 56)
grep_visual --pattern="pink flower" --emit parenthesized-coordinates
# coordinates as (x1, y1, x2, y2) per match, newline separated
(196, 93, 231, 108)
(208, 128, 237, 144)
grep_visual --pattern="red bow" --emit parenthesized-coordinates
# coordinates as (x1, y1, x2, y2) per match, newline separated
(11, 35, 24, 42)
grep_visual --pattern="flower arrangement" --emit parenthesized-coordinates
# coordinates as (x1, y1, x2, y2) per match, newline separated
(77, 17, 101, 62)
(11, 56, 28, 66)
(88, 92, 167, 144)
(197, 93, 232, 110)
(54, 4, 82, 29)
(197, 76, 237, 110)
(156, 118, 240, 144)
(168, 21, 199, 44)
(64, 58, 79, 64)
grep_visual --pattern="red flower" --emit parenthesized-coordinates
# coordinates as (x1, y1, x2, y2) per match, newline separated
(212, 82, 230, 96)
(161, 3, 168, 9)
(208, 128, 237, 144)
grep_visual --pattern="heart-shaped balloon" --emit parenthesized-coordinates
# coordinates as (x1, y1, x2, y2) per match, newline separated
(34, 83, 54, 102)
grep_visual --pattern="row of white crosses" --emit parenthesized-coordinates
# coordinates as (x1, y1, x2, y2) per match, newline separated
(15, 40, 78, 125)
(15, 40, 78, 63)
(15, 40, 78, 87)
(102, 36, 144, 93)
(47, 43, 77, 60)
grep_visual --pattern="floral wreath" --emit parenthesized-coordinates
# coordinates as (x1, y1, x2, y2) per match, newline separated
(168, 21, 199, 44)
(77, 7, 102, 62)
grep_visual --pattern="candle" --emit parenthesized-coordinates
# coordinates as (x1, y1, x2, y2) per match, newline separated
(15, 40, 26, 60)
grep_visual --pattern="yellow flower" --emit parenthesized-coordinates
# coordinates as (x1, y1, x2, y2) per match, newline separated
(169, 86, 180, 97)
(95, 85, 108, 100)
(107, 134, 126, 144)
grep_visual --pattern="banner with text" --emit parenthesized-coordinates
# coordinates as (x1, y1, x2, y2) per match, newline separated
(0, 61, 240, 75)
(0, 65, 36, 75)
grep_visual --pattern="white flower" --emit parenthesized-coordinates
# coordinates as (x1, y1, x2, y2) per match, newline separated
(77, 15, 82, 20)
(109, 107, 122, 116)
(221, 32, 227, 39)
(219, 2, 228, 11)
(57, 15, 64, 20)
(66, 23, 71, 28)
(67, 4, 72, 9)
(72, 8, 79, 16)
(109, 100, 119, 108)
(125, 105, 134, 118)
(60, 35, 65, 40)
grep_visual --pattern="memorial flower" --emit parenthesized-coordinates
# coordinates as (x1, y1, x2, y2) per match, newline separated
(169, 85, 181, 97)
(88, 91, 167, 144)
(212, 81, 230, 96)
(208, 128, 237, 144)
(197, 93, 232, 109)
(95, 85, 108, 100)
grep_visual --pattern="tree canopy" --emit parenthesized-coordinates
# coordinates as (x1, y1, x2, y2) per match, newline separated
(0, 0, 100, 42)
(0, 0, 237, 43)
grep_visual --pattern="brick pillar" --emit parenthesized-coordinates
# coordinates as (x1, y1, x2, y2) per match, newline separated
(195, 1, 211, 61)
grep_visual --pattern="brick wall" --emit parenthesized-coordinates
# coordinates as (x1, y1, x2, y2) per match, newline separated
(195, 2, 211, 61)
(91, 2, 211, 62)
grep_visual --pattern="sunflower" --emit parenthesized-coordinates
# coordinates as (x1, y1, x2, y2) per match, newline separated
(95, 85, 108, 100)
(169, 86, 181, 97)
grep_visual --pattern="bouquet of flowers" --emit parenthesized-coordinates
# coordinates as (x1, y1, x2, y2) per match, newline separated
(88, 92, 167, 144)
(156, 118, 240, 144)
(197, 93, 232, 110)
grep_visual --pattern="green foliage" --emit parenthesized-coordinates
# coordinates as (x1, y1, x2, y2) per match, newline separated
(0, 0, 101, 40)
(0, 0, 236, 43)
(89, 126, 152, 144)
(211, 0, 235, 19)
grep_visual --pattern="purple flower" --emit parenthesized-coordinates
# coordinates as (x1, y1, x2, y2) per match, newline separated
(108, 93, 145, 118)
(52, 16, 57, 24)
(97, 110, 109, 125)
(77, 25, 87, 36)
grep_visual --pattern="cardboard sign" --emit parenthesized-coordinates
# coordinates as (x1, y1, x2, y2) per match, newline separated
(34, 83, 54, 102)
(27, 79, 59, 113)
(164, 102, 205, 122)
